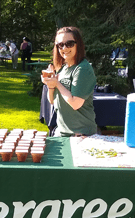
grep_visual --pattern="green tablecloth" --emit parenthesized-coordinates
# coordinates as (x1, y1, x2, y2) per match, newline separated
(0, 137, 135, 218)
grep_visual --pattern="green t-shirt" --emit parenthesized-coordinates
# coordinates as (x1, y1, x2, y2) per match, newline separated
(54, 59, 97, 137)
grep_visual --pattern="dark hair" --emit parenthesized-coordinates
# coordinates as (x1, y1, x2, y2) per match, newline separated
(23, 37, 30, 42)
(53, 26, 85, 70)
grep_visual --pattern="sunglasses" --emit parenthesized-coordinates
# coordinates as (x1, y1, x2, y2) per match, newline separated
(56, 40, 76, 49)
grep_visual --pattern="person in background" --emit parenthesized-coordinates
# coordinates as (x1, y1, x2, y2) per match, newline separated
(26, 37, 32, 62)
(5, 41, 19, 69)
(20, 37, 31, 71)
(41, 26, 97, 137)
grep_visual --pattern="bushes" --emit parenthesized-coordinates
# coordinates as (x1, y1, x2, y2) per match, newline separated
(23, 50, 52, 98)
(93, 55, 130, 97)
(25, 64, 48, 98)
(24, 50, 130, 98)
(25, 63, 130, 98)
(96, 74, 130, 97)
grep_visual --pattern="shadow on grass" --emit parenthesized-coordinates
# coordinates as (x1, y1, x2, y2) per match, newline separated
(0, 91, 41, 112)
(0, 62, 42, 112)
(0, 52, 53, 114)
(0, 62, 22, 73)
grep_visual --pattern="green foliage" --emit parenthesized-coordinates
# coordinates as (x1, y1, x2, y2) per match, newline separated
(1, 0, 135, 95)
(22, 51, 52, 98)
(96, 74, 130, 97)
(0, 0, 56, 50)
(94, 55, 116, 76)
(44, 42, 54, 52)
(24, 64, 48, 98)
(48, 0, 135, 93)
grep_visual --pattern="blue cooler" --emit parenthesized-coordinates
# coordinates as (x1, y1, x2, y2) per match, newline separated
(124, 93, 135, 147)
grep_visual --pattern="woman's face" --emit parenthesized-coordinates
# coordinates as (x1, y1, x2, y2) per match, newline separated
(55, 33, 77, 65)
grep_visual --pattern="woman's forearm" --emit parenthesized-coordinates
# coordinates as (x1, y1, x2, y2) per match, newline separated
(56, 82, 84, 110)
(42, 76, 85, 109)
(47, 88, 55, 104)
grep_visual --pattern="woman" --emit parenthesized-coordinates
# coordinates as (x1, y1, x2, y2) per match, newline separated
(20, 37, 31, 71)
(5, 41, 19, 69)
(42, 26, 97, 137)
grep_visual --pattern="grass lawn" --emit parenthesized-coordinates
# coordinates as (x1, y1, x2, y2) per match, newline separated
(0, 51, 50, 133)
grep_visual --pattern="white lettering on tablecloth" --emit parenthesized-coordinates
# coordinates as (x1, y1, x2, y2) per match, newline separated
(82, 198, 107, 217)
(32, 200, 61, 218)
(0, 202, 9, 217)
(62, 199, 85, 217)
(13, 201, 36, 218)
(0, 198, 133, 218)
(108, 198, 133, 218)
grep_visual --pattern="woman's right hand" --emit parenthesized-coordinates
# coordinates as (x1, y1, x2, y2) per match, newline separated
(41, 64, 58, 88)
(41, 73, 59, 89)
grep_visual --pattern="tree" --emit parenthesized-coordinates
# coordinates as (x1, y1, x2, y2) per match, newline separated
(49, 0, 118, 69)
(49, 0, 135, 94)
(109, 0, 135, 91)
(0, 0, 55, 50)
(1, 0, 135, 94)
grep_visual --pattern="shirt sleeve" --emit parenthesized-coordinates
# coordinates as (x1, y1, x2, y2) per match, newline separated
(71, 60, 96, 99)
(10, 43, 16, 54)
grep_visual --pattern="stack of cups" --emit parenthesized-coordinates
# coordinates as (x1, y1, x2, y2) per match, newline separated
(124, 93, 135, 147)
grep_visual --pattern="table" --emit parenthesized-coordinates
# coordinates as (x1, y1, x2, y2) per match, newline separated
(0, 137, 135, 218)
(93, 92, 127, 127)
(40, 86, 127, 134)
(26, 61, 49, 70)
